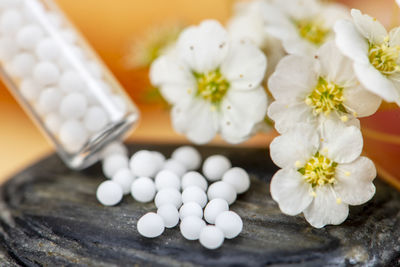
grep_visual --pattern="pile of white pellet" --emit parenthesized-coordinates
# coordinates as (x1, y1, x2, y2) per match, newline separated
(96, 143, 250, 250)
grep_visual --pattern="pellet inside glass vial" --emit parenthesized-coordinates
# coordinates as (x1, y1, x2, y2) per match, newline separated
(0, 0, 131, 154)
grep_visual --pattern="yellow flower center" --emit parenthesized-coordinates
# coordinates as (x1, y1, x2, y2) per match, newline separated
(368, 37, 400, 75)
(295, 19, 329, 45)
(298, 153, 338, 187)
(306, 77, 346, 116)
(194, 69, 230, 104)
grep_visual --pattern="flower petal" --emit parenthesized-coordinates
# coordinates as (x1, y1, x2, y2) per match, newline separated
(220, 86, 268, 143)
(334, 19, 369, 64)
(389, 27, 400, 46)
(227, 13, 265, 48)
(171, 98, 219, 144)
(268, 101, 315, 134)
(343, 84, 382, 117)
(335, 157, 376, 205)
(351, 9, 387, 45)
(303, 186, 349, 228)
(177, 20, 229, 73)
(270, 124, 319, 169)
(268, 55, 318, 100)
(354, 62, 400, 103)
(270, 168, 313, 216)
(220, 42, 267, 90)
(320, 120, 363, 164)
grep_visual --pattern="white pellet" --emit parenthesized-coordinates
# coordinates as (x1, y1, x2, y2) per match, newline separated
(203, 155, 232, 181)
(47, 12, 63, 28)
(59, 120, 88, 152)
(179, 202, 203, 220)
(0, 37, 18, 61)
(163, 159, 186, 177)
(112, 168, 135, 195)
(102, 153, 129, 179)
(1, 9, 23, 35)
(155, 170, 180, 191)
(180, 216, 206, 240)
(35, 38, 60, 61)
(0, 0, 23, 9)
(181, 186, 207, 208)
(171, 146, 201, 171)
(157, 204, 179, 228)
(59, 92, 88, 119)
(19, 78, 41, 101)
(152, 151, 166, 170)
(16, 24, 44, 50)
(181, 171, 208, 191)
(10, 52, 36, 78)
(59, 70, 86, 93)
(84, 106, 109, 132)
(61, 28, 77, 43)
(33, 61, 60, 86)
(204, 198, 229, 224)
(44, 113, 62, 133)
(88, 60, 102, 78)
(215, 211, 243, 239)
(137, 212, 165, 238)
(207, 181, 237, 205)
(96, 180, 123, 206)
(199, 226, 224, 250)
(154, 188, 182, 209)
(130, 150, 160, 178)
(37, 87, 62, 113)
(101, 141, 128, 159)
(222, 167, 250, 194)
(131, 177, 156, 203)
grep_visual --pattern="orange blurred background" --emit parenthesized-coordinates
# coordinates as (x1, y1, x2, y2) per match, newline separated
(0, 0, 399, 187)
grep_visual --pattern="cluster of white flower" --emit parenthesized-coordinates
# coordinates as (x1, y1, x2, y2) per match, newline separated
(149, 0, 398, 228)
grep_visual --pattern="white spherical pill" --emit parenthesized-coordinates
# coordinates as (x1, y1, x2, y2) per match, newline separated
(33, 61, 60, 86)
(171, 146, 201, 171)
(157, 204, 179, 228)
(35, 38, 60, 61)
(59, 120, 88, 152)
(203, 155, 232, 181)
(180, 216, 206, 240)
(102, 154, 129, 178)
(179, 202, 203, 220)
(101, 141, 128, 159)
(207, 181, 237, 205)
(84, 106, 109, 132)
(199, 226, 224, 250)
(1, 9, 23, 35)
(44, 113, 62, 133)
(155, 170, 180, 191)
(59, 92, 88, 119)
(137, 212, 164, 238)
(204, 198, 229, 224)
(152, 151, 166, 170)
(96, 180, 123, 206)
(10, 52, 36, 78)
(182, 186, 207, 208)
(37, 87, 62, 113)
(47, 12, 63, 28)
(16, 25, 44, 50)
(112, 168, 135, 195)
(0, 37, 18, 61)
(59, 70, 86, 93)
(155, 188, 182, 209)
(131, 177, 156, 203)
(130, 150, 159, 178)
(181, 171, 208, 191)
(222, 167, 250, 194)
(163, 159, 186, 177)
(215, 211, 243, 239)
(19, 78, 41, 102)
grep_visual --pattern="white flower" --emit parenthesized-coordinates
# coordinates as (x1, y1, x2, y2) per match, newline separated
(262, 0, 349, 55)
(268, 41, 381, 134)
(150, 20, 268, 144)
(334, 9, 400, 105)
(270, 120, 376, 228)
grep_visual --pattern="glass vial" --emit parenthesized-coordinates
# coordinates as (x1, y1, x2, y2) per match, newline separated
(0, 0, 139, 169)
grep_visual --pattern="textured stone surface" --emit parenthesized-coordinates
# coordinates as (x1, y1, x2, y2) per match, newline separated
(0, 144, 399, 266)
